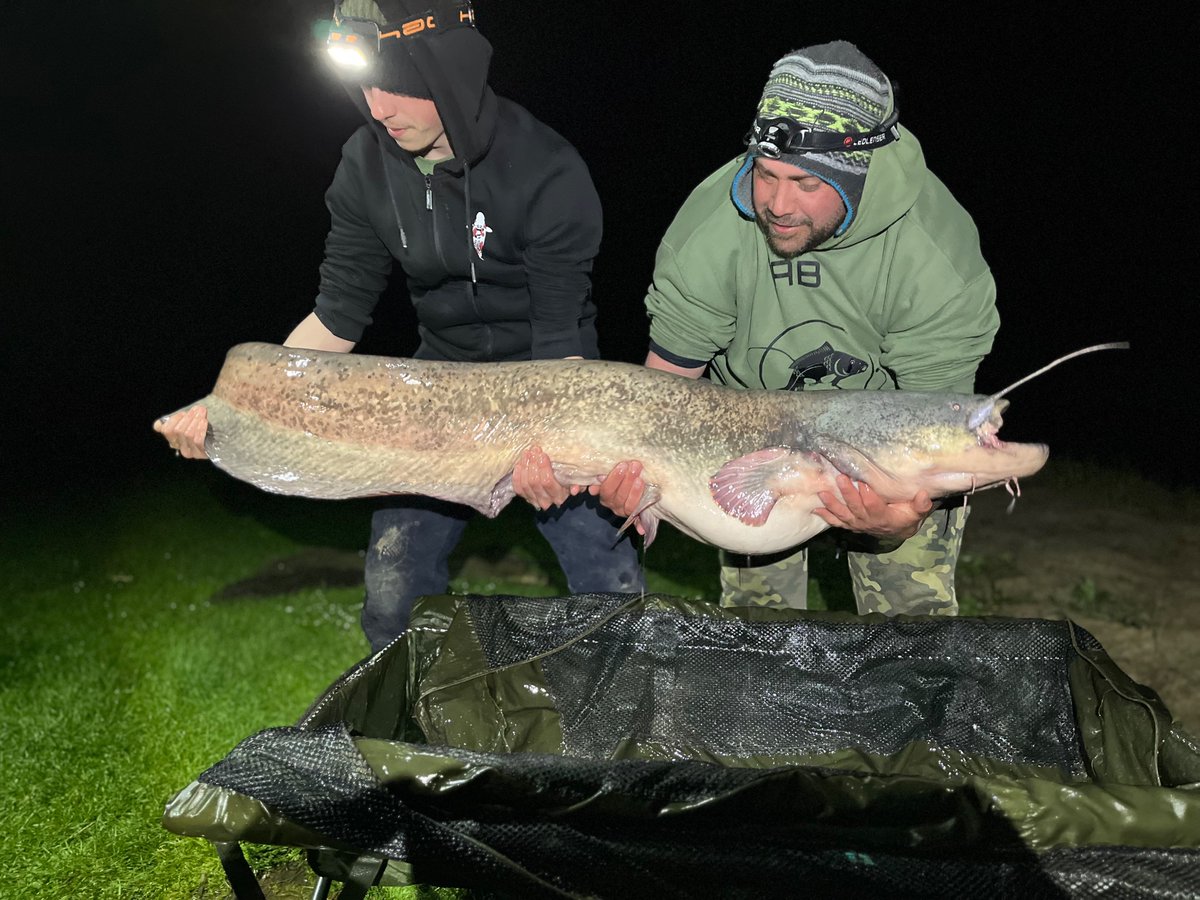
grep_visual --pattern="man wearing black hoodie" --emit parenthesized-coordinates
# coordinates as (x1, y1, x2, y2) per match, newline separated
(156, 0, 644, 650)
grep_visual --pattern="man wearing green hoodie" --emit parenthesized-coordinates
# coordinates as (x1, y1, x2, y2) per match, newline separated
(518, 40, 998, 615)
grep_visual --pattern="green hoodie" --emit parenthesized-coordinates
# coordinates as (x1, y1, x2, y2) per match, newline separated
(645, 128, 999, 394)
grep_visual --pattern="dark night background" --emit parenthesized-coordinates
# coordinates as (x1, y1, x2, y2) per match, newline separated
(3, 3, 1194, 511)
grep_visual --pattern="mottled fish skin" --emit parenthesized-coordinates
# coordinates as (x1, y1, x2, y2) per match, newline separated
(167, 342, 1048, 555)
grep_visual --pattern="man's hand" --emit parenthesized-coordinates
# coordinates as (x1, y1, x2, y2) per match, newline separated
(589, 460, 647, 535)
(511, 446, 582, 510)
(153, 406, 210, 459)
(814, 474, 932, 541)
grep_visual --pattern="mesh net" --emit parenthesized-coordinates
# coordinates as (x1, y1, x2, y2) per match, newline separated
(178, 594, 1200, 899)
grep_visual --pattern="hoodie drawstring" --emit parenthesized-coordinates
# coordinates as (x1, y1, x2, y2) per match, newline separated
(379, 141, 409, 250)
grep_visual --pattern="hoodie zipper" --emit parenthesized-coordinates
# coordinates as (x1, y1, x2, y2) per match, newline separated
(426, 174, 447, 270)
(428, 167, 492, 358)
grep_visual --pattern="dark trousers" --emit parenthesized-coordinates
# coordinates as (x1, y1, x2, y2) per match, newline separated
(362, 494, 644, 651)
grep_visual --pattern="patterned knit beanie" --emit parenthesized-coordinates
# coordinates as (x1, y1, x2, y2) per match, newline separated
(732, 41, 893, 234)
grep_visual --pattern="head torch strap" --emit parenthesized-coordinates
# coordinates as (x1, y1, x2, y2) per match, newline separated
(329, 2, 475, 52)
(380, 2, 475, 42)
(746, 107, 901, 157)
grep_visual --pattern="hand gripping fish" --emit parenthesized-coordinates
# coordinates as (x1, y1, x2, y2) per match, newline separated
(159, 342, 1125, 555)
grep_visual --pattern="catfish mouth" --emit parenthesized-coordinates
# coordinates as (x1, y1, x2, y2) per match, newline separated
(922, 440, 1050, 495)
(847, 399, 1051, 500)
(922, 400, 1049, 494)
(817, 438, 1048, 503)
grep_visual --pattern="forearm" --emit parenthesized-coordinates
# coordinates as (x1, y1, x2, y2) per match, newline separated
(524, 146, 602, 360)
(313, 148, 393, 344)
(284, 312, 357, 353)
(645, 349, 705, 378)
(886, 272, 999, 393)
(528, 312, 587, 359)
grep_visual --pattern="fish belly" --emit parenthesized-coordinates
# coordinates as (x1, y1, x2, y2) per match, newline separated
(203, 394, 510, 512)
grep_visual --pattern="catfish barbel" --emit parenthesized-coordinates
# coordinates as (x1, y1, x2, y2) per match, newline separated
(158, 342, 1124, 555)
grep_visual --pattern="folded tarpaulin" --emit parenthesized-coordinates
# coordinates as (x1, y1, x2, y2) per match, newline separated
(163, 593, 1200, 898)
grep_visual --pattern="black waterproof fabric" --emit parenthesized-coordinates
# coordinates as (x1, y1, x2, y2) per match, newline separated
(164, 593, 1200, 898)
(465, 593, 1090, 771)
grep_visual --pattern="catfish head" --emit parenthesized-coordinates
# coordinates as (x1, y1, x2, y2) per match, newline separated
(800, 343, 1128, 501)
(799, 390, 1048, 502)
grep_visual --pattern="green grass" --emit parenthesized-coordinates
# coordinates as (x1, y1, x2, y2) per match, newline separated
(3, 464, 759, 899)
(3, 470, 449, 898)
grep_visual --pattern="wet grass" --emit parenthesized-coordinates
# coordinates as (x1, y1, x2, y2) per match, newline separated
(4, 468, 470, 898)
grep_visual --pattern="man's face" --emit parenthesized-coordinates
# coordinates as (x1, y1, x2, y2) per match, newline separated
(751, 157, 847, 258)
(361, 87, 451, 159)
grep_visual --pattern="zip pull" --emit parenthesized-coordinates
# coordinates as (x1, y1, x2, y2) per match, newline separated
(424, 175, 432, 211)
(378, 141, 409, 251)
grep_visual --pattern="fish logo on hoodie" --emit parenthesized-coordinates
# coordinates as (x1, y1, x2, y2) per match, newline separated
(471, 212, 493, 259)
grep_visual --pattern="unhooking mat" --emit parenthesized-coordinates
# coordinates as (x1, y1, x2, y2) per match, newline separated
(163, 593, 1200, 898)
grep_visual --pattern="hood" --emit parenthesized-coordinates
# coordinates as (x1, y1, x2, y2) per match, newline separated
(827, 124, 927, 248)
(336, 0, 497, 170)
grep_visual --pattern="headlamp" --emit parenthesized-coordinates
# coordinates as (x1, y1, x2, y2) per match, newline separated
(745, 108, 901, 159)
(325, 0, 476, 76)
(326, 16, 379, 70)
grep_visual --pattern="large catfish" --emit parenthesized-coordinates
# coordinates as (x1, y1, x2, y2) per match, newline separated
(161, 342, 1121, 555)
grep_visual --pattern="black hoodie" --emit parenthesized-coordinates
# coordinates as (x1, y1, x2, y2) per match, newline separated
(312, 2, 602, 361)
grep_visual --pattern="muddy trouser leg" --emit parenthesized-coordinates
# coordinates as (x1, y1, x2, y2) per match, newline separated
(719, 546, 810, 609)
(847, 503, 970, 616)
(535, 492, 646, 594)
(362, 498, 472, 652)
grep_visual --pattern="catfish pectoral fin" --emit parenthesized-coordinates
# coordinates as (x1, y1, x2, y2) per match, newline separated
(812, 436, 889, 491)
(488, 473, 519, 518)
(616, 484, 663, 547)
(709, 448, 833, 526)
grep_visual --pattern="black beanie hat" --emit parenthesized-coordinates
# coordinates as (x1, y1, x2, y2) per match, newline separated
(334, 0, 464, 99)
(370, 46, 433, 99)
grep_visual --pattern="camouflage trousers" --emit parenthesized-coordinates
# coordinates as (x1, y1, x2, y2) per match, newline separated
(719, 503, 970, 616)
